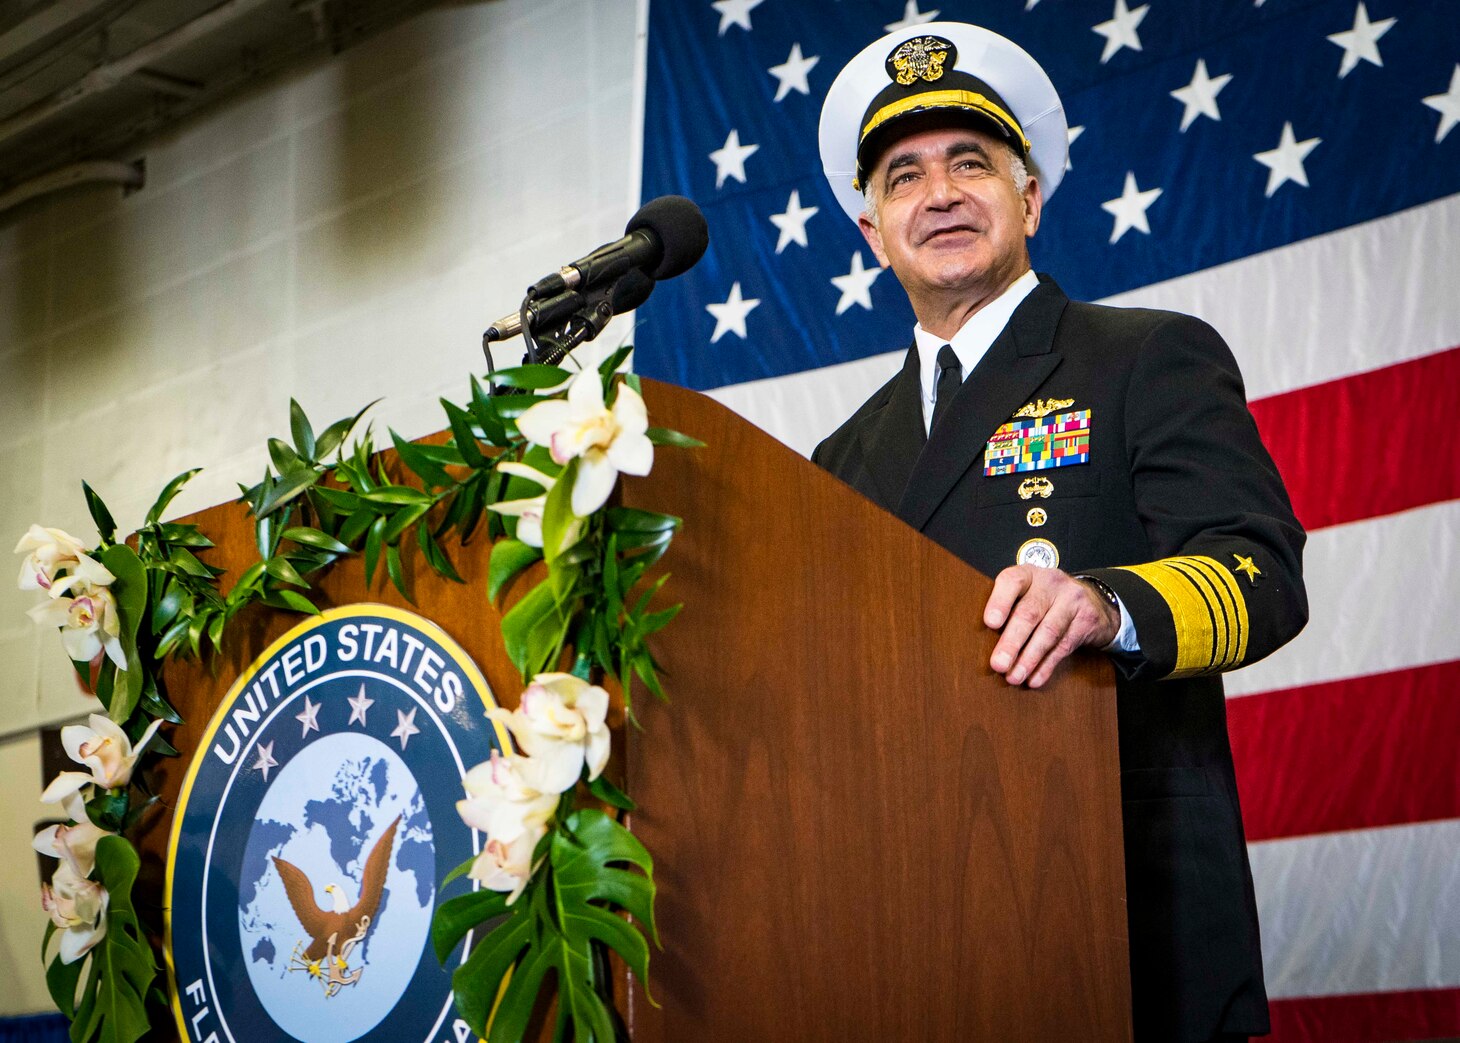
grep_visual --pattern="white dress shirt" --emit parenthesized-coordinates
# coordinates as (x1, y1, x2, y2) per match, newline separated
(914, 269, 1040, 435)
(910, 268, 1140, 655)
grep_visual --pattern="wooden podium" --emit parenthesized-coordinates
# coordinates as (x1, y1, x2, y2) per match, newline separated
(138, 379, 1132, 1042)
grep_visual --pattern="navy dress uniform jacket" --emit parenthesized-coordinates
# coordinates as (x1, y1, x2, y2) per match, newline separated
(812, 275, 1308, 1043)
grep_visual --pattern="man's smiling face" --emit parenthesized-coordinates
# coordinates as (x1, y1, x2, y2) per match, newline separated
(858, 120, 1042, 319)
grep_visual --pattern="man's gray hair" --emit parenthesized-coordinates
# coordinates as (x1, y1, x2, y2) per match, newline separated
(861, 147, 1030, 228)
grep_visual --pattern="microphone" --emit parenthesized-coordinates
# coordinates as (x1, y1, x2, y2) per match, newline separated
(534, 270, 657, 368)
(527, 195, 708, 299)
(483, 268, 656, 344)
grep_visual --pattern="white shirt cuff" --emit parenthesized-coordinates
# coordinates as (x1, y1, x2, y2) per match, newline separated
(1102, 594, 1141, 656)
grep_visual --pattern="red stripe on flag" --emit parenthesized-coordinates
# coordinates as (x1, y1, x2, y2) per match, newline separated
(1268, 987, 1460, 1042)
(1248, 345, 1460, 531)
(1228, 660, 1460, 842)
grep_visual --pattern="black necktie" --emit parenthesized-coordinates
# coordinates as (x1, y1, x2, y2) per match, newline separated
(930, 344, 962, 434)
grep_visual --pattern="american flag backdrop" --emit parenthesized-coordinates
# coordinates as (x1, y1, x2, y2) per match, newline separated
(633, 0, 1460, 1039)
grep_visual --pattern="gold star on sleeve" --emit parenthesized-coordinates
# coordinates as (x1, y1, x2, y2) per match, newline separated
(1233, 554, 1262, 583)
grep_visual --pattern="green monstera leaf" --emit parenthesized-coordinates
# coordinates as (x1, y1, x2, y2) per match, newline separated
(438, 810, 656, 1042)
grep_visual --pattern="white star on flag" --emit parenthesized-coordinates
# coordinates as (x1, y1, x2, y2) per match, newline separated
(253, 741, 278, 781)
(770, 190, 819, 253)
(1422, 65, 1460, 144)
(1101, 171, 1163, 243)
(707, 281, 760, 342)
(1026, 0, 1042, 10)
(1254, 121, 1321, 196)
(391, 706, 421, 750)
(1093, 0, 1148, 64)
(1327, 2, 1395, 79)
(1171, 59, 1232, 132)
(295, 695, 321, 737)
(1066, 124, 1085, 171)
(884, 1, 939, 33)
(769, 43, 819, 103)
(831, 253, 883, 315)
(347, 684, 374, 726)
(711, 0, 763, 36)
(710, 129, 759, 189)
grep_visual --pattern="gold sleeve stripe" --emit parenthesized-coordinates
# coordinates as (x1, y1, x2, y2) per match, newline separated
(1179, 556, 1250, 666)
(1113, 555, 1250, 677)
(1167, 559, 1236, 666)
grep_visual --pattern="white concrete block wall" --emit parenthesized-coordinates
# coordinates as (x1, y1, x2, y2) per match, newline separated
(0, 0, 643, 1013)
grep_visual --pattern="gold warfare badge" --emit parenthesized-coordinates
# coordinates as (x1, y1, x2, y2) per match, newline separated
(886, 35, 955, 86)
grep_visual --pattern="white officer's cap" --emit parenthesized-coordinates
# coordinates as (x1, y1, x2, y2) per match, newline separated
(818, 22, 1068, 222)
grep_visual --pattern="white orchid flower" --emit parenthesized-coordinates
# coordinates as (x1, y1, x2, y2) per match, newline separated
(41, 861, 109, 964)
(41, 715, 164, 802)
(455, 750, 559, 848)
(27, 555, 126, 669)
(487, 462, 583, 553)
(516, 370, 653, 516)
(469, 823, 546, 905)
(14, 525, 88, 591)
(33, 791, 113, 879)
(488, 672, 610, 795)
(45, 551, 115, 598)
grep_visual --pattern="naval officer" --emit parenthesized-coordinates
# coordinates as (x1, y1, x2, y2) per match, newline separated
(812, 22, 1308, 1043)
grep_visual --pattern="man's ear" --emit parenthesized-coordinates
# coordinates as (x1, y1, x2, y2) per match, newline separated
(1023, 174, 1044, 239)
(858, 212, 891, 268)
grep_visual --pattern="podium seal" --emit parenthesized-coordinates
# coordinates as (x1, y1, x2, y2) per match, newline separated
(166, 605, 506, 1043)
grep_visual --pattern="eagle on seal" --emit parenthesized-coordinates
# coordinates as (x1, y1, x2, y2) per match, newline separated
(273, 814, 401, 962)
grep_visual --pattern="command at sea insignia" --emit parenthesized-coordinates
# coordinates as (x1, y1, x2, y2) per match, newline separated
(1026, 507, 1048, 527)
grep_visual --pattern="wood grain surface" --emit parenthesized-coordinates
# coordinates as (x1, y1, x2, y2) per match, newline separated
(618, 380, 1132, 1042)
(132, 378, 1131, 1041)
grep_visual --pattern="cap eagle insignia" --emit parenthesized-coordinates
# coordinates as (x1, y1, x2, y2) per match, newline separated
(275, 815, 401, 996)
(887, 36, 953, 86)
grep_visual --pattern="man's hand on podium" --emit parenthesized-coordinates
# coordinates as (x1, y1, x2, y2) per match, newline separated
(982, 565, 1122, 689)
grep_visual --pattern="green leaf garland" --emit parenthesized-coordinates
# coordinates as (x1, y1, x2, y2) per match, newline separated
(24, 358, 698, 1042)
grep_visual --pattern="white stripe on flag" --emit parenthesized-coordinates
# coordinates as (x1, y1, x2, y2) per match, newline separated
(708, 194, 1460, 459)
(1251, 817, 1460, 999)
(1224, 499, 1460, 697)
(707, 348, 902, 459)
(1101, 193, 1460, 401)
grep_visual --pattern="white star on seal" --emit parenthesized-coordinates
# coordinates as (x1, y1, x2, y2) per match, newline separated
(769, 190, 819, 253)
(347, 684, 374, 726)
(831, 252, 883, 315)
(391, 706, 421, 750)
(1423, 65, 1460, 144)
(1327, 2, 1395, 79)
(252, 741, 278, 781)
(706, 282, 760, 343)
(1092, 0, 1148, 64)
(295, 695, 321, 737)
(1065, 124, 1085, 171)
(1101, 171, 1163, 243)
(769, 43, 819, 103)
(1253, 122, 1321, 197)
(711, 0, 763, 36)
(709, 129, 759, 189)
(884, 0, 940, 33)
(1171, 59, 1232, 132)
